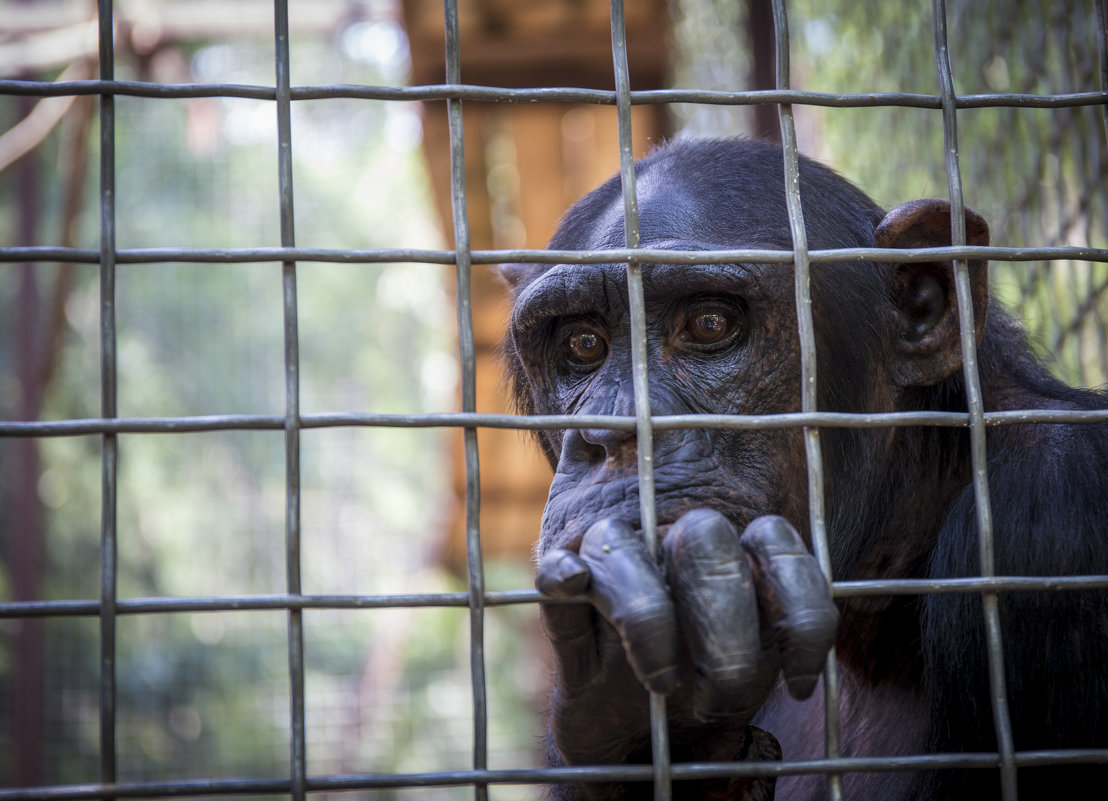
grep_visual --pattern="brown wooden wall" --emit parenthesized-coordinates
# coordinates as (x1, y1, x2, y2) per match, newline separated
(401, 0, 672, 565)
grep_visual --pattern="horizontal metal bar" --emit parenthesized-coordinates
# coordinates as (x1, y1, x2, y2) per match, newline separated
(1, 749, 1105, 800)
(0, 245, 455, 264)
(668, 749, 1108, 783)
(1, 78, 1105, 110)
(0, 79, 279, 100)
(0, 590, 528, 618)
(4, 574, 1107, 619)
(832, 574, 1108, 596)
(4, 408, 1108, 439)
(655, 89, 1108, 110)
(310, 748, 1108, 786)
(2, 244, 1107, 266)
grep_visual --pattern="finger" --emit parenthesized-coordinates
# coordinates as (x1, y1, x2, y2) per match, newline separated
(664, 509, 762, 720)
(536, 548, 591, 598)
(579, 518, 678, 695)
(536, 548, 600, 692)
(740, 515, 839, 700)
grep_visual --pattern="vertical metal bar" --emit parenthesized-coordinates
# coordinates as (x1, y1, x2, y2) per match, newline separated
(273, 1, 306, 799)
(1094, 0, 1103, 383)
(769, 2, 842, 799)
(931, 3, 1017, 799)
(1096, 0, 1108, 145)
(442, 3, 488, 800)
(609, 2, 671, 800)
(96, 0, 118, 794)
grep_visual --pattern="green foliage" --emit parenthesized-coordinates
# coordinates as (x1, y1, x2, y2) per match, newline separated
(786, 0, 1108, 387)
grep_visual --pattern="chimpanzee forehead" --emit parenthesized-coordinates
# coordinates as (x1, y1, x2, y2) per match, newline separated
(547, 138, 882, 254)
(554, 166, 794, 252)
(507, 140, 885, 305)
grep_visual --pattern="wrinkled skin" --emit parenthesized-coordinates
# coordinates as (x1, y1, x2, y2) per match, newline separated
(502, 139, 1108, 800)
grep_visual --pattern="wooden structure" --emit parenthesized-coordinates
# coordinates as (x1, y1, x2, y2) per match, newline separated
(400, 0, 672, 563)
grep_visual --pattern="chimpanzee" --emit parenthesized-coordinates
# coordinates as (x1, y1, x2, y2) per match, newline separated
(499, 138, 1108, 800)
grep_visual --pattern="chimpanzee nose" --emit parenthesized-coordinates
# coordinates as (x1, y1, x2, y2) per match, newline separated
(567, 385, 688, 466)
(579, 425, 637, 463)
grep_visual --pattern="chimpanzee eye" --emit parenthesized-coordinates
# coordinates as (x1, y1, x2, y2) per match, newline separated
(558, 322, 608, 367)
(678, 301, 745, 351)
(689, 311, 730, 343)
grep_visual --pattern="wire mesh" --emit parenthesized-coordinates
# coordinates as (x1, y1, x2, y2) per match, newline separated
(1, 0, 1108, 800)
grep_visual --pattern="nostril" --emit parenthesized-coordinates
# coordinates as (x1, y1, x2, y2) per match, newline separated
(558, 426, 639, 468)
(580, 427, 636, 462)
(579, 437, 607, 464)
(556, 430, 605, 465)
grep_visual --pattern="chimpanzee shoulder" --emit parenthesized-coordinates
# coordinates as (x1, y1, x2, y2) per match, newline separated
(919, 305, 1108, 795)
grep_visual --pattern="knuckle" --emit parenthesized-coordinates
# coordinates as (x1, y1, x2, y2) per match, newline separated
(675, 507, 732, 532)
(741, 514, 806, 556)
(783, 606, 840, 648)
(616, 597, 675, 641)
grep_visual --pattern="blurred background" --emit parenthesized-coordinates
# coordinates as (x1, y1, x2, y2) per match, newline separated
(0, 0, 1104, 797)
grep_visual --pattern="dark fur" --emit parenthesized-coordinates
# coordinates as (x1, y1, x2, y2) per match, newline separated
(502, 138, 1108, 799)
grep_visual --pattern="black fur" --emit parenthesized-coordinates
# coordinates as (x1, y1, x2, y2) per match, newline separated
(502, 138, 1108, 799)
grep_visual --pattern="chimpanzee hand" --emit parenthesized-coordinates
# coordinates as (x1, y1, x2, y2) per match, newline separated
(536, 510, 838, 771)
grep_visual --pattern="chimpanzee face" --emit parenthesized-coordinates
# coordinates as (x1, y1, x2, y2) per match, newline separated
(506, 257, 808, 556)
(502, 139, 986, 573)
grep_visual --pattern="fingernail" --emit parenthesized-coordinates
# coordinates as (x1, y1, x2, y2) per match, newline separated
(556, 554, 590, 593)
(785, 673, 819, 700)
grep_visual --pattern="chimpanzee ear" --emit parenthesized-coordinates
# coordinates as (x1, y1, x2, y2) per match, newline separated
(875, 199, 990, 388)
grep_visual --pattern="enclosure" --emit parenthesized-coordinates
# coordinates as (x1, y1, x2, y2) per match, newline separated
(1, 0, 1107, 800)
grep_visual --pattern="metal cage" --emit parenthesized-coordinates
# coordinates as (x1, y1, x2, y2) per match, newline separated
(2, 1, 1108, 800)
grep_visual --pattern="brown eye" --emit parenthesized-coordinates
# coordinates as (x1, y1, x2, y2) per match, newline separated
(677, 300, 745, 353)
(566, 329, 607, 364)
(688, 311, 732, 344)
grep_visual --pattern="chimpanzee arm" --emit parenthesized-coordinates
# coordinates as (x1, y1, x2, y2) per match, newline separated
(923, 420, 1108, 797)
